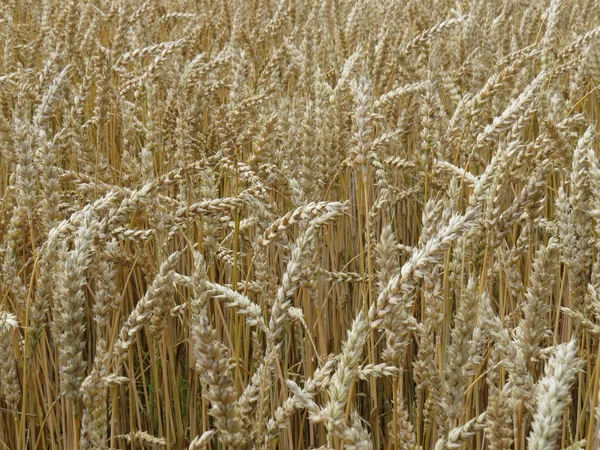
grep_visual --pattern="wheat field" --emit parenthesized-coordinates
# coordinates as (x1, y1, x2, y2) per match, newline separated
(1, 0, 600, 449)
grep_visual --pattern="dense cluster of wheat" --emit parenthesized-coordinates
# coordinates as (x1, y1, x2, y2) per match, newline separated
(1, 0, 600, 449)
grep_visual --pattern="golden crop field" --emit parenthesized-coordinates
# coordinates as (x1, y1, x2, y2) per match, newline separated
(1, 0, 600, 449)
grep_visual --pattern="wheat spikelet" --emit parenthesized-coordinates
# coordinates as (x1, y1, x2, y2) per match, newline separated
(0, 312, 20, 411)
(527, 341, 581, 450)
